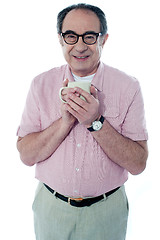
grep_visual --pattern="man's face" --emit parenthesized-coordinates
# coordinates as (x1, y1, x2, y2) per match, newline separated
(59, 9, 108, 77)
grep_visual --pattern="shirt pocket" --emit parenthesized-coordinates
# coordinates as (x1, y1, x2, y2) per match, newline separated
(104, 106, 119, 118)
(103, 106, 123, 133)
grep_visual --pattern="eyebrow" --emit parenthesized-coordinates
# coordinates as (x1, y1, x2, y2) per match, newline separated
(62, 30, 76, 34)
(62, 30, 98, 35)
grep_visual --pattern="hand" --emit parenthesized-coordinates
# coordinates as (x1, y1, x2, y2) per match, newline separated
(60, 79, 80, 102)
(64, 85, 100, 126)
(60, 79, 77, 127)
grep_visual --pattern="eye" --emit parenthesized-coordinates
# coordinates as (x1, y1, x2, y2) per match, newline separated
(85, 35, 95, 39)
(65, 34, 77, 42)
(84, 34, 96, 43)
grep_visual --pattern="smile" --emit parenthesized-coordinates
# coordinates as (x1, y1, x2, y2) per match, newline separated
(76, 56, 87, 58)
(73, 55, 89, 61)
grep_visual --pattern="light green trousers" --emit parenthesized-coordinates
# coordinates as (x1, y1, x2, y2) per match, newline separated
(32, 182, 129, 240)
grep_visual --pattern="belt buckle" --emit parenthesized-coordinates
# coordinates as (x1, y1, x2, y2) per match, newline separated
(68, 197, 83, 205)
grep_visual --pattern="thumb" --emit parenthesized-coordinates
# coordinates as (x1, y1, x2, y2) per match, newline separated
(90, 85, 98, 99)
(62, 78, 69, 87)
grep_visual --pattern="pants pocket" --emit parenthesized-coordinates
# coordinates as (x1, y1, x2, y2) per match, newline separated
(32, 182, 43, 211)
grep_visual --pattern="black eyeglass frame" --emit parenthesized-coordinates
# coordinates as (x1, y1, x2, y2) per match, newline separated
(61, 31, 103, 45)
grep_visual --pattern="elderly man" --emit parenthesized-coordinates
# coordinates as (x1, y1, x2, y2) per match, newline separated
(17, 3, 148, 240)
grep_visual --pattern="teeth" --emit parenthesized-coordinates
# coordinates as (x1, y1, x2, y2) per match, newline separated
(76, 56, 87, 59)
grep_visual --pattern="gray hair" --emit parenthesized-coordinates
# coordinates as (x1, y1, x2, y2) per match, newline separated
(57, 3, 108, 35)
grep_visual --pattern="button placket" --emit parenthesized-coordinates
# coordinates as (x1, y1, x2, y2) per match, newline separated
(72, 140, 84, 196)
(75, 143, 81, 173)
(77, 143, 81, 148)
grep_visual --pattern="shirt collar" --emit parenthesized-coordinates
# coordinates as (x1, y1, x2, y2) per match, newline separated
(65, 62, 104, 92)
(91, 62, 104, 92)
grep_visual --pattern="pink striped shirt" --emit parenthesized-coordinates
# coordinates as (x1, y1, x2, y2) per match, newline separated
(17, 62, 148, 197)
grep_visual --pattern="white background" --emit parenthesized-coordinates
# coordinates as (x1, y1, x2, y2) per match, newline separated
(0, 0, 160, 239)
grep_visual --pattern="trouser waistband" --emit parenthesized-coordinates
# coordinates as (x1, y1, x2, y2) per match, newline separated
(44, 184, 120, 207)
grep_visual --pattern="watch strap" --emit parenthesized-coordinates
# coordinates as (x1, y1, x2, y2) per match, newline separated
(87, 115, 104, 132)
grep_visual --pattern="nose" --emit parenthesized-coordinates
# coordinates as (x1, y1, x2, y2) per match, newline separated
(75, 37, 88, 52)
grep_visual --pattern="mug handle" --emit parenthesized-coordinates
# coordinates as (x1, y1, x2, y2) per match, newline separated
(59, 87, 68, 103)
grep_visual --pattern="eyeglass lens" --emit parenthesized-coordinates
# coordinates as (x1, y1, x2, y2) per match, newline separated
(63, 32, 99, 45)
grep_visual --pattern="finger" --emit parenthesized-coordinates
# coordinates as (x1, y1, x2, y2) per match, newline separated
(90, 86, 98, 99)
(67, 92, 88, 110)
(65, 102, 86, 122)
(62, 87, 77, 96)
(62, 79, 79, 95)
(74, 87, 92, 103)
(62, 78, 69, 87)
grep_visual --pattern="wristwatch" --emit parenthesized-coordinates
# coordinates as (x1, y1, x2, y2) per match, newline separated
(87, 115, 104, 132)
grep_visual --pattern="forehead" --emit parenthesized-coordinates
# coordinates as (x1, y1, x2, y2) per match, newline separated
(62, 9, 101, 33)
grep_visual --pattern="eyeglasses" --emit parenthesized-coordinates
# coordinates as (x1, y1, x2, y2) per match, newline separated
(61, 31, 102, 45)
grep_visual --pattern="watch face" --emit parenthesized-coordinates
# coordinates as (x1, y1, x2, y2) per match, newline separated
(93, 121, 102, 131)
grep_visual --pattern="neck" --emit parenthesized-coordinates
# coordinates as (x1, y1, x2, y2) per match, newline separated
(72, 72, 95, 82)
(71, 62, 100, 77)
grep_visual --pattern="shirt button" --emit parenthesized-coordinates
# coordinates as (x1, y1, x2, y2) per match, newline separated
(74, 190, 78, 193)
(77, 143, 81, 148)
(76, 168, 80, 172)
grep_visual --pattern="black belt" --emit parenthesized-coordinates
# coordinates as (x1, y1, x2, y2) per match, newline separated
(44, 183, 120, 207)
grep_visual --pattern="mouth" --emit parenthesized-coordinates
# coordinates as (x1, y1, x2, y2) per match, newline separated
(73, 55, 90, 61)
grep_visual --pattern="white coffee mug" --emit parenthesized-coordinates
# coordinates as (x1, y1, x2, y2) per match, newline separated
(59, 81, 91, 103)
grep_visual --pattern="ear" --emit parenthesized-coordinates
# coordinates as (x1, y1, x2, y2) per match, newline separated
(58, 34, 63, 46)
(101, 33, 109, 47)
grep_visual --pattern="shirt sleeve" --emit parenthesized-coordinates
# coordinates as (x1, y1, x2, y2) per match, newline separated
(121, 81, 148, 141)
(17, 78, 41, 137)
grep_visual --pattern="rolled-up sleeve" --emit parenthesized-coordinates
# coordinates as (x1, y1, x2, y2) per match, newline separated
(17, 78, 41, 137)
(121, 81, 148, 141)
